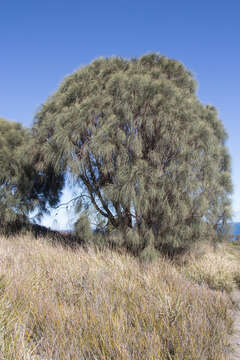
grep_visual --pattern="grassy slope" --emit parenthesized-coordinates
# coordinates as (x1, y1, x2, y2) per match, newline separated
(0, 235, 239, 360)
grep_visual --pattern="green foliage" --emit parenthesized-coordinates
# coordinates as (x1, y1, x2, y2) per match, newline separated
(0, 118, 31, 230)
(74, 212, 93, 243)
(0, 118, 65, 234)
(33, 53, 232, 259)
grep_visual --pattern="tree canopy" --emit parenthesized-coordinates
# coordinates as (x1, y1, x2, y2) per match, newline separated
(0, 117, 65, 233)
(32, 53, 232, 259)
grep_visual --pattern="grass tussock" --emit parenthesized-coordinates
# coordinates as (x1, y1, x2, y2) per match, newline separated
(178, 241, 240, 293)
(0, 235, 236, 360)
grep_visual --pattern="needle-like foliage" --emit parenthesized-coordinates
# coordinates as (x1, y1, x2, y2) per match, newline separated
(0, 117, 65, 234)
(33, 53, 232, 260)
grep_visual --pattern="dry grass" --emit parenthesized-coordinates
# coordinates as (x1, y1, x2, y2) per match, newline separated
(0, 235, 236, 359)
(179, 242, 240, 293)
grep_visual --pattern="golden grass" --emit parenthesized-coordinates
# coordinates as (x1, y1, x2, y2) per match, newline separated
(0, 235, 236, 359)
(179, 242, 240, 293)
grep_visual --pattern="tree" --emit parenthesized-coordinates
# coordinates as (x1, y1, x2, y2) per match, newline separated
(0, 117, 65, 234)
(74, 212, 93, 243)
(32, 53, 232, 259)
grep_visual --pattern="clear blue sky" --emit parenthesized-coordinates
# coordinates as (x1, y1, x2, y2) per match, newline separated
(0, 0, 239, 229)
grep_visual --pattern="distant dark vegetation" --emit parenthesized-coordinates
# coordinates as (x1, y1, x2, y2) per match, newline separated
(0, 53, 233, 262)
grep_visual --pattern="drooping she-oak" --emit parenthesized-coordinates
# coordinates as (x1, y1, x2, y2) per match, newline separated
(33, 53, 232, 260)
